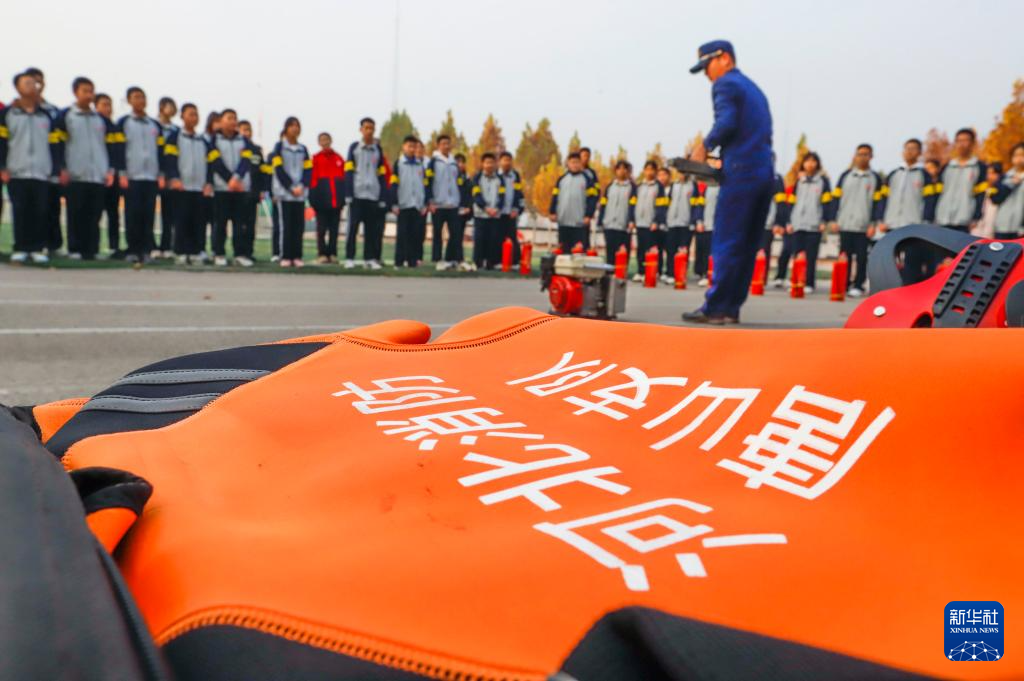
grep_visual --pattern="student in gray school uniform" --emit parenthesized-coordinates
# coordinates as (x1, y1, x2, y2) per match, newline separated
(597, 160, 636, 266)
(162, 102, 213, 264)
(549, 151, 597, 255)
(94, 93, 123, 256)
(991, 143, 1024, 240)
(425, 134, 461, 269)
(579, 146, 598, 248)
(389, 135, 429, 268)
(694, 182, 717, 286)
(208, 109, 257, 267)
(115, 86, 165, 263)
(156, 96, 179, 257)
(344, 117, 389, 270)
(25, 67, 64, 255)
(270, 116, 311, 268)
(498, 151, 525, 266)
(472, 152, 505, 270)
(781, 152, 834, 293)
(0, 71, 62, 263)
(829, 144, 884, 297)
(54, 76, 119, 261)
(632, 160, 667, 282)
(875, 138, 938, 283)
(934, 128, 987, 233)
(661, 166, 701, 285)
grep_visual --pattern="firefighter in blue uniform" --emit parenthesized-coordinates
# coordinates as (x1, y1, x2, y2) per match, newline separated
(683, 40, 774, 324)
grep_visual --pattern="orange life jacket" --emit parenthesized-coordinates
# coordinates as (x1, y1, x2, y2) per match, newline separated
(50, 307, 1023, 680)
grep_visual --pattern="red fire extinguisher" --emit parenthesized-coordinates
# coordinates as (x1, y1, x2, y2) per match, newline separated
(613, 245, 628, 280)
(644, 247, 658, 288)
(674, 247, 688, 290)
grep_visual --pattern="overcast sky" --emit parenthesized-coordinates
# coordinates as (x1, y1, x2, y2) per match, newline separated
(5, 0, 1021, 172)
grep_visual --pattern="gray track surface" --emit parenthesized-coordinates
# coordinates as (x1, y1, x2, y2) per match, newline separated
(0, 265, 857, 404)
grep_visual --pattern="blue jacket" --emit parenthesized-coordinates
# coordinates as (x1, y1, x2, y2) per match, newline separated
(702, 69, 773, 179)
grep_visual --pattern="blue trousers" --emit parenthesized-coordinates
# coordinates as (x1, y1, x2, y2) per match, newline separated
(702, 175, 773, 318)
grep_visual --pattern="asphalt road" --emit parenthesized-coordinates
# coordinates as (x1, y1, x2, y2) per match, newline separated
(0, 265, 857, 404)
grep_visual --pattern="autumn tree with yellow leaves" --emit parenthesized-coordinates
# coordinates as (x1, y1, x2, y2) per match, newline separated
(981, 79, 1024, 168)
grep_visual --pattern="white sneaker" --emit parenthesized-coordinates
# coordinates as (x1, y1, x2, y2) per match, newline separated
(343, 259, 355, 269)
(457, 261, 474, 272)
(805, 286, 815, 294)
(435, 261, 450, 271)
(150, 249, 163, 260)
(270, 255, 281, 264)
(848, 287, 864, 298)
(30, 252, 49, 264)
(175, 255, 189, 266)
(10, 251, 28, 263)
(772, 279, 784, 289)
(68, 252, 83, 260)
(162, 250, 174, 258)
(368, 259, 383, 270)
(214, 256, 228, 266)
(698, 277, 709, 287)
(234, 256, 254, 268)
(631, 273, 643, 283)
(659, 275, 672, 285)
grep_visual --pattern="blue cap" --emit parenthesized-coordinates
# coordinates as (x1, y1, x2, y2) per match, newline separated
(689, 40, 734, 74)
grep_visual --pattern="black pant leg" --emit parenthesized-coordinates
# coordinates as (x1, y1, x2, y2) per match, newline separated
(124, 181, 145, 256)
(694, 231, 712, 276)
(326, 207, 340, 257)
(65, 182, 84, 255)
(345, 200, 362, 260)
(280, 201, 303, 260)
(8, 179, 45, 253)
(77, 183, 104, 258)
(446, 213, 466, 263)
(776, 232, 794, 281)
(852, 232, 869, 289)
(414, 210, 426, 264)
(47, 182, 63, 252)
(105, 183, 121, 251)
(159, 189, 174, 251)
(636, 228, 654, 274)
(230, 193, 253, 258)
(140, 182, 157, 255)
(759, 228, 774, 254)
(603, 230, 629, 266)
(798, 231, 822, 287)
(270, 200, 281, 257)
(367, 201, 384, 262)
(212, 193, 230, 256)
(315, 209, 329, 256)
(243, 194, 258, 258)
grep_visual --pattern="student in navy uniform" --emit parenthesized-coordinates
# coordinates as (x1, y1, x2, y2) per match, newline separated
(54, 76, 119, 261)
(389, 135, 429, 268)
(344, 117, 389, 270)
(425, 134, 461, 270)
(829, 144, 884, 296)
(597, 160, 636, 266)
(631, 160, 667, 281)
(991, 143, 1024, 239)
(760, 159, 788, 256)
(162, 102, 213, 264)
(549, 152, 598, 255)
(25, 67, 64, 256)
(684, 40, 775, 324)
(156, 96, 179, 257)
(784, 152, 835, 293)
(309, 131, 346, 264)
(197, 110, 220, 264)
(239, 119, 268, 264)
(498, 151, 525, 265)
(94, 93, 123, 257)
(694, 180, 717, 286)
(270, 116, 311, 268)
(661, 166, 701, 285)
(472, 152, 504, 270)
(579, 146, 598, 248)
(0, 71, 62, 263)
(208, 109, 257, 267)
(115, 86, 165, 263)
(454, 152, 473, 269)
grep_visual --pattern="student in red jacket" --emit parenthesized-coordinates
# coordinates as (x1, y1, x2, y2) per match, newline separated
(309, 132, 346, 264)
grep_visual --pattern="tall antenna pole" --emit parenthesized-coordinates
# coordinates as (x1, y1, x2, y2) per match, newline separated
(391, 0, 400, 112)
